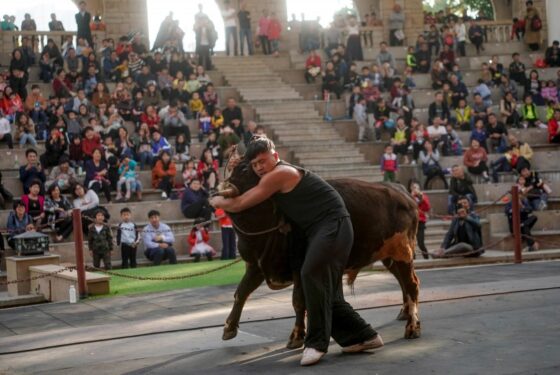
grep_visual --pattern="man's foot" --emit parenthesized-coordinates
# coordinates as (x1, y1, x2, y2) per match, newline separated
(341, 334, 384, 353)
(300, 347, 325, 366)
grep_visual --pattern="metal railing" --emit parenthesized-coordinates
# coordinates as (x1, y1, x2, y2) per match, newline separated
(0, 30, 106, 54)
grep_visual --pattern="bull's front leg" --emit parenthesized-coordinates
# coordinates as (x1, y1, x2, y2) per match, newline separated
(223, 263, 265, 341)
(287, 272, 306, 349)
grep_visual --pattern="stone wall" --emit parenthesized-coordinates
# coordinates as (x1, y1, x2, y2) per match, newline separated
(102, 0, 149, 42)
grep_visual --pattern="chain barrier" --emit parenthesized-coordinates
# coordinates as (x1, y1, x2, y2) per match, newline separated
(0, 265, 77, 286)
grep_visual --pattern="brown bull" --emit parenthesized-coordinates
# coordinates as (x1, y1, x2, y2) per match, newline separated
(220, 161, 421, 349)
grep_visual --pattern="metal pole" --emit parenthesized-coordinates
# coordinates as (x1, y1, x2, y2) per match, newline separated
(511, 186, 523, 264)
(73, 208, 88, 298)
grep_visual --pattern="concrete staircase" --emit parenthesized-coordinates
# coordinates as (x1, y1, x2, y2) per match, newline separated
(213, 56, 382, 182)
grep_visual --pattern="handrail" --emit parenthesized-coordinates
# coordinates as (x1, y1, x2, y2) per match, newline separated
(0, 30, 106, 54)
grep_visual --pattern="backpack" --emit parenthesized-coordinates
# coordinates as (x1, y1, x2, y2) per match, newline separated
(531, 15, 542, 31)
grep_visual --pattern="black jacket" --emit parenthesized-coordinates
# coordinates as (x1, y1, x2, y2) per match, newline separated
(442, 213, 482, 250)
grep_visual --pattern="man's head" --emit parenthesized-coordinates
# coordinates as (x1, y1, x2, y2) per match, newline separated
(457, 196, 471, 211)
(227, 97, 236, 108)
(148, 210, 160, 227)
(246, 136, 278, 177)
(26, 148, 38, 164)
(189, 179, 202, 191)
(451, 165, 464, 178)
(488, 113, 497, 125)
(79, 1, 87, 11)
(379, 42, 388, 52)
(120, 207, 131, 222)
(473, 93, 483, 104)
(520, 167, 531, 178)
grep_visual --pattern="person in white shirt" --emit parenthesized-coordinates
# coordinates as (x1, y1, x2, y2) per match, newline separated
(427, 116, 449, 154)
(221, 0, 238, 56)
(0, 113, 13, 149)
(454, 18, 467, 57)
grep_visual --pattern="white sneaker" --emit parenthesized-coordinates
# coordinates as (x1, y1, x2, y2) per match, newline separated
(300, 347, 325, 366)
(161, 192, 168, 199)
(341, 334, 384, 353)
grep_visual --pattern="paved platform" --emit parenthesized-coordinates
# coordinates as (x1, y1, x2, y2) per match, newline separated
(0, 262, 559, 374)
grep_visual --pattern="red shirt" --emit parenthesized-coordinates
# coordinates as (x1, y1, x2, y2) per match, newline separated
(267, 19, 282, 40)
(215, 208, 233, 228)
(549, 118, 560, 142)
(82, 135, 102, 157)
(305, 55, 322, 69)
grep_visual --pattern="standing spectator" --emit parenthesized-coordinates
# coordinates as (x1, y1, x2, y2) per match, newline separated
(409, 180, 430, 259)
(354, 97, 370, 142)
(87, 210, 113, 270)
(267, 12, 282, 57)
(548, 108, 560, 143)
(19, 149, 46, 194)
(524, 0, 542, 51)
(420, 141, 448, 190)
(9, 49, 29, 101)
(44, 184, 74, 242)
(257, 9, 271, 55)
(238, 1, 253, 56)
(75, 1, 93, 48)
(152, 150, 176, 199)
(215, 208, 236, 260)
(468, 19, 484, 55)
(116, 207, 140, 269)
(511, 17, 525, 41)
(380, 144, 398, 182)
(463, 139, 490, 182)
(388, 4, 405, 46)
(142, 210, 177, 266)
(448, 165, 477, 214)
(222, 0, 238, 56)
(454, 18, 467, 57)
(345, 16, 363, 63)
(505, 194, 539, 251)
(194, 16, 215, 71)
(49, 13, 65, 31)
(435, 199, 483, 258)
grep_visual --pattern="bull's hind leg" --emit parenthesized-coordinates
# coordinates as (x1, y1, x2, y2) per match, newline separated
(382, 259, 410, 321)
(223, 263, 265, 341)
(393, 261, 421, 339)
(287, 273, 306, 349)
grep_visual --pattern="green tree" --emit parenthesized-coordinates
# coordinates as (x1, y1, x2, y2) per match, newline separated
(422, 0, 494, 19)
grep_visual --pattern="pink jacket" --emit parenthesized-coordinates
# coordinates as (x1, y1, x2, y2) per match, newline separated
(267, 19, 282, 40)
(258, 16, 269, 36)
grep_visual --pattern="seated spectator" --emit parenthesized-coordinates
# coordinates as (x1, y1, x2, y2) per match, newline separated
(174, 133, 191, 162)
(500, 92, 520, 127)
(304, 50, 322, 83)
(463, 139, 490, 182)
(541, 81, 558, 104)
(0, 172, 14, 210)
(197, 148, 220, 190)
(46, 157, 77, 193)
(499, 75, 519, 100)
(87, 210, 113, 270)
(410, 122, 429, 165)
(454, 98, 472, 131)
(116, 154, 142, 202)
(182, 159, 198, 187)
(449, 165, 477, 214)
(420, 141, 448, 190)
(69, 137, 84, 169)
(444, 124, 463, 156)
(471, 94, 491, 127)
(390, 118, 409, 164)
(19, 149, 46, 194)
(548, 108, 560, 143)
(91, 82, 111, 108)
(144, 82, 162, 108)
(427, 116, 448, 154)
(321, 61, 342, 100)
(413, 43, 430, 73)
(435, 198, 483, 258)
(470, 119, 488, 152)
(188, 219, 215, 262)
(142, 210, 177, 266)
(430, 60, 447, 90)
(545, 40, 560, 67)
(72, 183, 104, 234)
(203, 83, 219, 116)
(373, 99, 395, 141)
(519, 167, 550, 211)
(0, 111, 13, 149)
(520, 95, 544, 128)
(438, 43, 456, 71)
(376, 42, 396, 70)
(6, 201, 34, 249)
(449, 74, 468, 109)
(63, 48, 83, 83)
(486, 113, 508, 153)
(428, 92, 450, 125)
(81, 127, 102, 160)
(24, 85, 48, 137)
(490, 135, 533, 182)
(135, 124, 153, 169)
(505, 195, 539, 252)
(181, 178, 212, 221)
(141, 105, 161, 134)
(473, 80, 493, 107)
(159, 101, 189, 139)
(52, 69, 74, 98)
(9, 48, 29, 101)
(40, 128, 67, 169)
(525, 70, 544, 106)
(151, 130, 172, 159)
(21, 180, 46, 227)
(44, 184, 73, 242)
(152, 150, 176, 199)
(508, 53, 527, 86)
(84, 148, 112, 203)
(218, 125, 241, 158)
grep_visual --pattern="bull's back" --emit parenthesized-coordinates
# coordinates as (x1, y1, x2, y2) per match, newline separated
(328, 179, 419, 269)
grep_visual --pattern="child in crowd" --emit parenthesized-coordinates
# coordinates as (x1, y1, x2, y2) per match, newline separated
(186, 73, 201, 95)
(87, 209, 113, 270)
(406, 46, 417, 72)
(454, 98, 472, 131)
(116, 154, 142, 201)
(198, 109, 212, 142)
(116, 207, 140, 269)
(189, 92, 204, 119)
(211, 108, 224, 132)
(354, 97, 369, 142)
(380, 144, 398, 182)
(521, 95, 544, 128)
(182, 159, 198, 188)
(188, 219, 215, 262)
(403, 67, 416, 88)
(542, 80, 558, 104)
(215, 208, 236, 260)
(171, 134, 189, 163)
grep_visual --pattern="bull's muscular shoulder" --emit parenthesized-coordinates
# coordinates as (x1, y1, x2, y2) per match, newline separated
(328, 179, 416, 209)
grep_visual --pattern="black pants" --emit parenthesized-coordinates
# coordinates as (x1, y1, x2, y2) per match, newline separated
(90, 180, 112, 203)
(301, 216, 377, 352)
(145, 246, 177, 266)
(417, 221, 429, 259)
(197, 45, 212, 70)
(93, 252, 112, 270)
(424, 167, 449, 190)
(225, 26, 238, 56)
(521, 215, 538, 247)
(0, 133, 13, 149)
(158, 176, 173, 196)
(121, 244, 137, 268)
(220, 227, 236, 260)
(55, 217, 74, 239)
(182, 200, 213, 222)
(551, 134, 560, 144)
(467, 161, 489, 176)
(259, 35, 271, 55)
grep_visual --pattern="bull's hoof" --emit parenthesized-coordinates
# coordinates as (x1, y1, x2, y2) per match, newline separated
(404, 321, 421, 339)
(286, 336, 305, 349)
(396, 308, 410, 321)
(222, 325, 238, 341)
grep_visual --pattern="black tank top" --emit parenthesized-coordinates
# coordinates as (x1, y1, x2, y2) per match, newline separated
(272, 162, 349, 232)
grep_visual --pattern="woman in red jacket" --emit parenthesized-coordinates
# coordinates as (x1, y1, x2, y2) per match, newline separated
(140, 105, 161, 133)
(188, 219, 215, 262)
(548, 108, 560, 143)
(267, 12, 282, 56)
(409, 179, 431, 259)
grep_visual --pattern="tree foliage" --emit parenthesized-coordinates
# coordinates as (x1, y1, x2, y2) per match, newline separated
(423, 0, 494, 20)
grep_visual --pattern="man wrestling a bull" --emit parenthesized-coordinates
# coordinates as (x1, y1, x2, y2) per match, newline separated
(210, 136, 382, 366)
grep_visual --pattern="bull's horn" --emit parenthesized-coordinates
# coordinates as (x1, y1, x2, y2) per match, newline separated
(216, 187, 239, 198)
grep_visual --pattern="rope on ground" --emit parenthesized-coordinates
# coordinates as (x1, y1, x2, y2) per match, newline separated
(84, 257, 243, 281)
